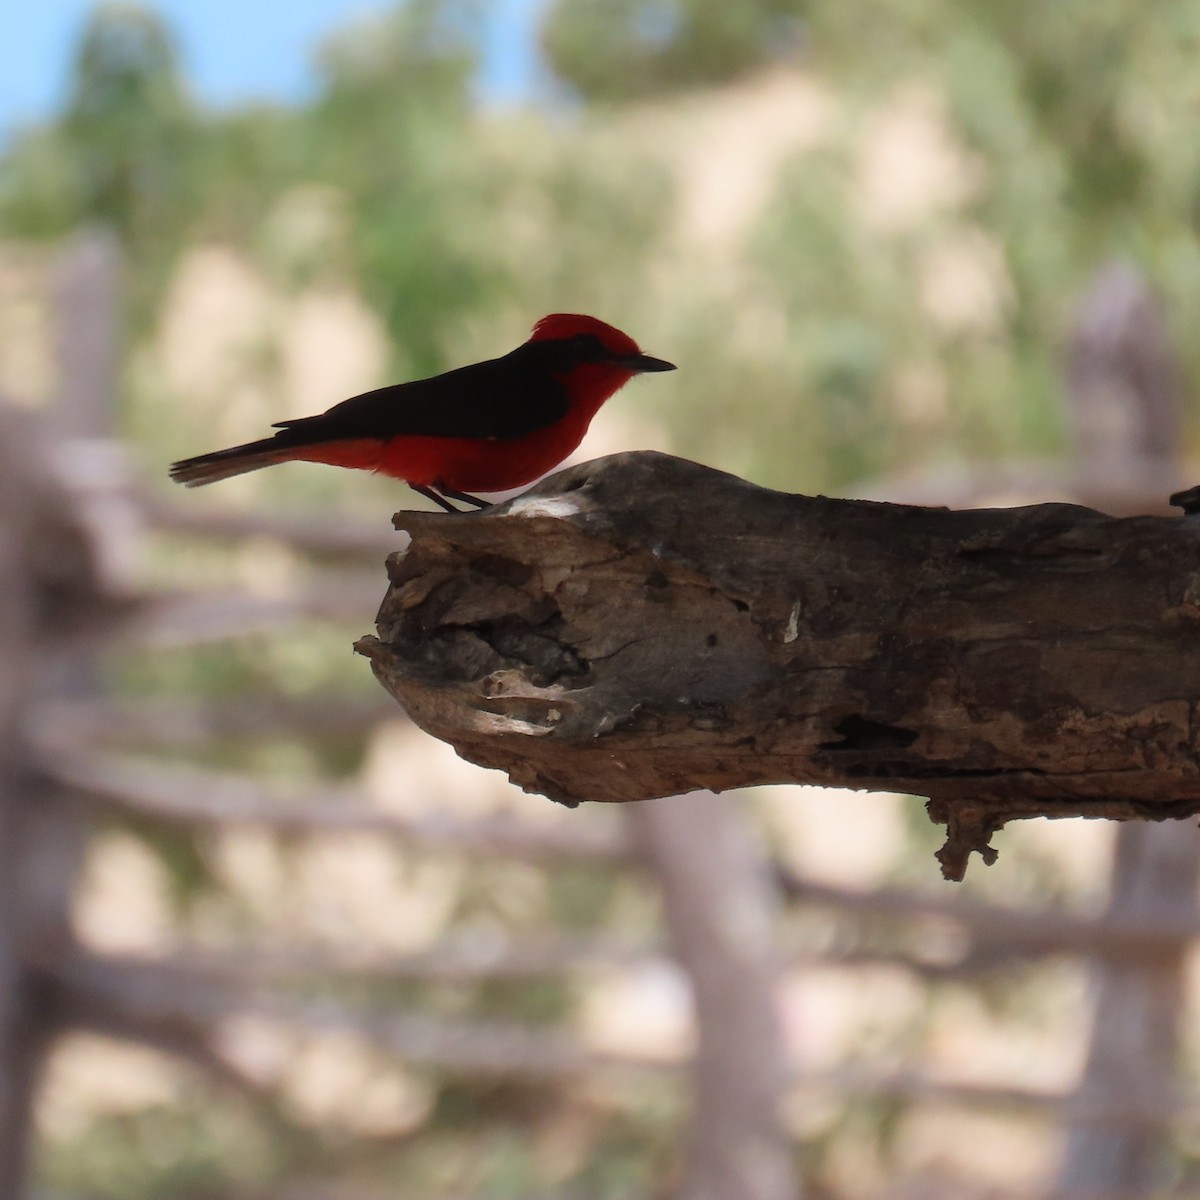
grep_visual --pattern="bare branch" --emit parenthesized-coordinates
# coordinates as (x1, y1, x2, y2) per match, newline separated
(359, 451, 1200, 878)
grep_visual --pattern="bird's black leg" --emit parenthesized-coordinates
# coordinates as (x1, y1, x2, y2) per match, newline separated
(432, 482, 492, 509)
(410, 483, 462, 513)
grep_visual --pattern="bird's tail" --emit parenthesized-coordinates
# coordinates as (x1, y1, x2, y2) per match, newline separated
(169, 438, 294, 487)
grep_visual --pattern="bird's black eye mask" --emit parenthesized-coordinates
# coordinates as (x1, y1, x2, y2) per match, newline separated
(534, 332, 613, 370)
(566, 332, 609, 359)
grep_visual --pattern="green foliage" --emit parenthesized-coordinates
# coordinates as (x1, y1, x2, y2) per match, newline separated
(0, 126, 83, 237)
(542, 0, 807, 101)
(39, 1093, 284, 1200)
(309, 0, 496, 371)
(1, 4, 193, 246)
(61, 3, 193, 233)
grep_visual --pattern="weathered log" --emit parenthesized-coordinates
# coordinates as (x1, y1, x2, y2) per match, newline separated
(357, 451, 1200, 879)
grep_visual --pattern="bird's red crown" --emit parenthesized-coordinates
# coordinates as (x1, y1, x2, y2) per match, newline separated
(529, 313, 641, 359)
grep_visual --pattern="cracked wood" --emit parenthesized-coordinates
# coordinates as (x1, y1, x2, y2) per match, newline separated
(357, 452, 1200, 878)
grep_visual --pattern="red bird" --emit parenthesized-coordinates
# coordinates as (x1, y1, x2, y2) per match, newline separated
(169, 313, 674, 511)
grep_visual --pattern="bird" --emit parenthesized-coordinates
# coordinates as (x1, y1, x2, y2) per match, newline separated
(169, 313, 675, 511)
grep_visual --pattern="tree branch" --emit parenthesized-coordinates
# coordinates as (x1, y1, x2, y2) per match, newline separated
(358, 452, 1200, 879)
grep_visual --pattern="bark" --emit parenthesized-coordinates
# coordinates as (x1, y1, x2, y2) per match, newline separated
(358, 450, 1200, 880)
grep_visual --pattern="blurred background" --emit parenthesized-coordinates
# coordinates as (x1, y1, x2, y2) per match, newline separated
(3, 1, 1200, 1197)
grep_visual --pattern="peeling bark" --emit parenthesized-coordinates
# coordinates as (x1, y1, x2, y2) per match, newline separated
(358, 451, 1200, 879)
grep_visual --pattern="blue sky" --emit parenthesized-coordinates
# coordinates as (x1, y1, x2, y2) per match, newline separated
(3, 0, 544, 141)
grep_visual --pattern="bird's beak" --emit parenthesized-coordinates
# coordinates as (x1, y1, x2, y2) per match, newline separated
(620, 353, 676, 373)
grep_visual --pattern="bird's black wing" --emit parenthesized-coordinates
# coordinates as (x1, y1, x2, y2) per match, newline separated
(271, 347, 569, 444)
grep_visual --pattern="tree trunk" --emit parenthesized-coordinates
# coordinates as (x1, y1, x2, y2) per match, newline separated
(0, 231, 123, 1197)
(629, 795, 797, 1200)
(0, 435, 50, 1199)
(1054, 263, 1198, 1198)
(1055, 823, 1197, 1196)
(0, 404, 104, 1198)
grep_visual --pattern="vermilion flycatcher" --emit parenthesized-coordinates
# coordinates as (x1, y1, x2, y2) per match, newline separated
(170, 314, 674, 511)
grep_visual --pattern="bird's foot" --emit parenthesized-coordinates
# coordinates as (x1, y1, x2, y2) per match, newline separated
(433, 482, 491, 509)
(410, 483, 492, 513)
